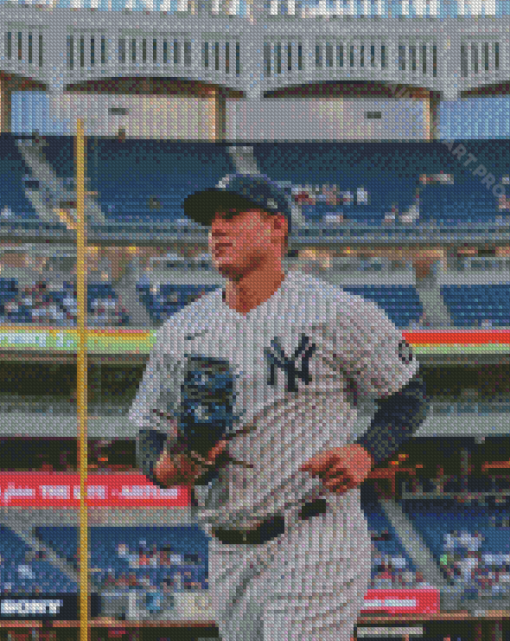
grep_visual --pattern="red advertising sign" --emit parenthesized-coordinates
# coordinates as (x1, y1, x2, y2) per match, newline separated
(0, 473, 190, 507)
(361, 588, 440, 615)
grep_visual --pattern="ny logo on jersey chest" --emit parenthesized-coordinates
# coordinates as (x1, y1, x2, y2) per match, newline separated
(264, 334, 316, 393)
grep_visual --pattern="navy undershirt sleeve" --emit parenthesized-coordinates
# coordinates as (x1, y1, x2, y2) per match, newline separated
(136, 429, 169, 489)
(354, 372, 429, 466)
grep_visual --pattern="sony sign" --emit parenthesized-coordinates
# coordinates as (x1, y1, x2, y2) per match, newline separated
(1, 599, 63, 616)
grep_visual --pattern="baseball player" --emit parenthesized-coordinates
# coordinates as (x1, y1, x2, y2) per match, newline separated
(129, 173, 429, 641)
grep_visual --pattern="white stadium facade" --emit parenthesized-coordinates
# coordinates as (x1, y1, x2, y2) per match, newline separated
(0, 0, 507, 140)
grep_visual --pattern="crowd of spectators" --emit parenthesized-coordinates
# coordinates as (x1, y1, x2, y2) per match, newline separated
(0, 549, 55, 596)
(95, 541, 205, 593)
(287, 172, 510, 227)
(440, 529, 510, 595)
(291, 183, 369, 208)
(368, 528, 431, 589)
(0, 280, 129, 327)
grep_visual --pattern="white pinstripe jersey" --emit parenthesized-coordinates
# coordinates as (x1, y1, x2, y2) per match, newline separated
(129, 270, 418, 536)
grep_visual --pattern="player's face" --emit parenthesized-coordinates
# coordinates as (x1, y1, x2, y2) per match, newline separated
(208, 208, 281, 279)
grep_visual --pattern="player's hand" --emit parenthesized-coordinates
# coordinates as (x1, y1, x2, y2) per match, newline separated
(154, 439, 229, 488)
(300, 444, 374, 495)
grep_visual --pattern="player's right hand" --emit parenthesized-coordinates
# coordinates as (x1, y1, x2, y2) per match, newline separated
(154, 439, 229, 488)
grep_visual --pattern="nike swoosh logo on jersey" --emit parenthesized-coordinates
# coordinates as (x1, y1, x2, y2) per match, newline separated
(184, 329, 208, 340)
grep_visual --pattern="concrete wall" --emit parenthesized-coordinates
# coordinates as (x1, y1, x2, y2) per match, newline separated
(226, 97, 429, 141)
(50, 92, 217, 139)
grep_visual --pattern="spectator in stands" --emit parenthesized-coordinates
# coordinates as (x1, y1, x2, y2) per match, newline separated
(324, 213, 345, 224)
(480, 318, 493, 329)
(159, 549, 170, 567)
(1, 206, 13, 219)
(173, 571, 184, 591)
(116, 543, 129, 559)
(2, 583, 12, 595)
(414, 571, 433, 588)
(373, 564, 393, 588)
(391, 556, 407, 572)
(25, 550, 36, 564)
(63, 290, 78, 315)
(498, 194, 510, 211)
(146, 584, 164, 614)
(468, 530, 483, 552)
(21, 288, 33, 307)
(148, 196, 161, 210)
(400, 198, 420, 224)
(169, 549, 184, 565)
(128, 572, 139, 588)
(17, 564, 35, 580)
(116, 573, 129, 589)
(316, 188, 328, 204)
(458, 530, 474, 553)
(356, 186, 369, 205)
(101, 569, 117, 590)
(183, 571, 202, 591)
(433, 466, 448, 495)
(383, 204, 398, 225)
(402, 568, 415, 586)
(499, 565, 510, 590)
(127, 550, 139, 569)
(340, 190, 354, 206)
(458, 552, 478, 584)
(105, 295, 116, 311)
(323, 185, 338, 207)
(443, 530, 458, 554)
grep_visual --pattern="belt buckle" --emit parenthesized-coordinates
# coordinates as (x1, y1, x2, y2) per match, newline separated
(241, 528, 249, 543)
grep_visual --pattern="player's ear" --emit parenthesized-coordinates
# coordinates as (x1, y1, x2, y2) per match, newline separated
(271, 213, 288, 247)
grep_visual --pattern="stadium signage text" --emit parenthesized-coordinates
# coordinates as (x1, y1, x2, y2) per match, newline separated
(361, 589, 439, 614)
(0, 473, 190, 507)
(0, 595, 100, 620)
(0, 328, 507, 355)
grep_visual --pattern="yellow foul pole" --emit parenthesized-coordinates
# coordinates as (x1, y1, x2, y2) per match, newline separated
(76, 118, 89, 641)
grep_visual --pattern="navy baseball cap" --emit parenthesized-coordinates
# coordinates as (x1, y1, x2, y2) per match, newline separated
(182, 173, 292, 234)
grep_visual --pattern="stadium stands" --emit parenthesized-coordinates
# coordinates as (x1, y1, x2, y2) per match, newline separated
(35, 526, 209, 592)
(401, 499, 510, 594)
(342, 285, 423, 329)
(0, 278, 129, 326)
(136, 283, 218, 323)
(33, 503, 424, 592)
(252, 141, 510, 226)
(362, 497, 418, 589)
(440, 284, 510, 327)
(3, 274, 510, 330)
(0, 136, 39, 220)
(0, 525, 77, 595)
(42, 138, 235, 223)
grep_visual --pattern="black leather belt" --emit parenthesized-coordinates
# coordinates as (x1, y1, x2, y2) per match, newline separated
(211, 498, 328, 545)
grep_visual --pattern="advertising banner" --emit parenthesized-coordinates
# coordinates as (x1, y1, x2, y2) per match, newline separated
(0, 594, 100, 620)
(0, 473, 190, 507)
(361, 588, 440, 615)
(0, 327, 506, 354)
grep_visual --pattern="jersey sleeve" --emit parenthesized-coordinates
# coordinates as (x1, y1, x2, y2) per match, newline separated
(333, 296, 419, 399)
(128, 325, 180, 437)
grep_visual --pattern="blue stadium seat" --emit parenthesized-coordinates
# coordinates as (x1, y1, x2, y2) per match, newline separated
(441, 284, 510, 327)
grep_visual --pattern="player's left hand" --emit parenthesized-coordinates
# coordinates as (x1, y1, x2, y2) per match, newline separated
(300, 444, 374, 494)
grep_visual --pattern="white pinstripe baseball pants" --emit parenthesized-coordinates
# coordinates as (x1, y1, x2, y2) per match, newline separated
(206, 507, 372, 641)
